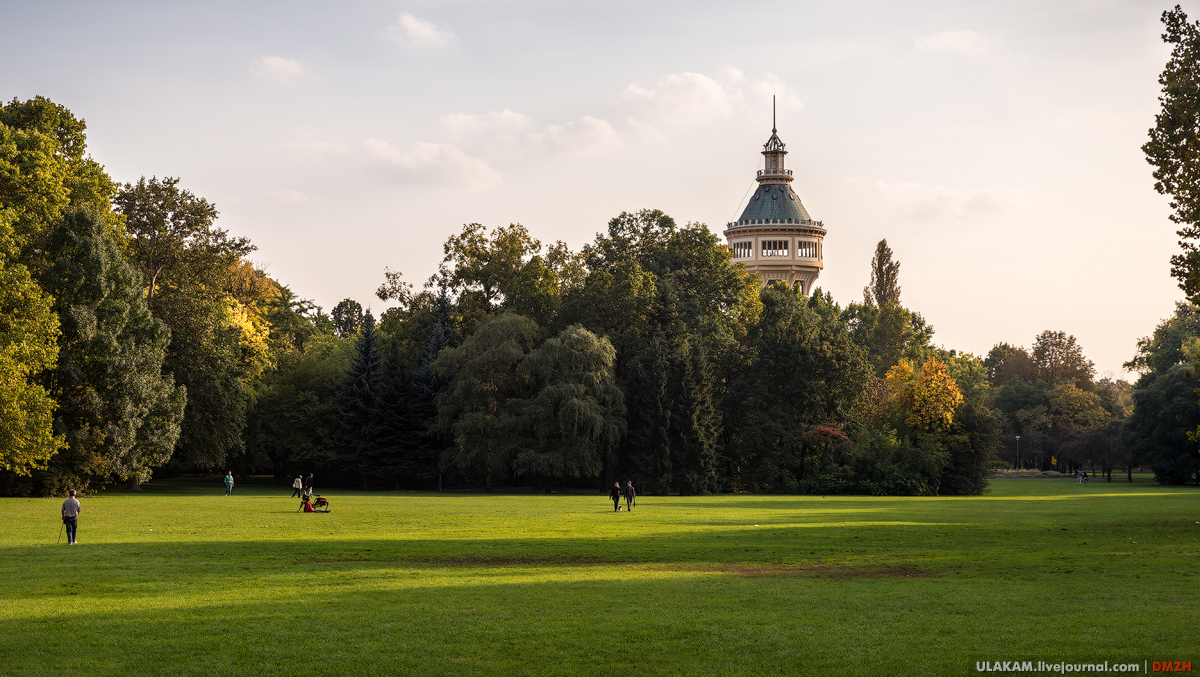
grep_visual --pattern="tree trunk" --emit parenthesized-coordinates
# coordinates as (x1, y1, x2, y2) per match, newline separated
(438, 471, 443, 492)
(1127, 465, 1133, 482)
(128, 476, 141, 491)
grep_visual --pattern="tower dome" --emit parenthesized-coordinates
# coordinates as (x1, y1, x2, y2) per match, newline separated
(724, 103, 825, 294)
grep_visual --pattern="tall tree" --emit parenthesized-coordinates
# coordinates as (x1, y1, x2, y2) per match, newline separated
(331, 298, 364, 338)
(741, 284, 872, 491)
(339, 312, 381, 489)
(38, 210, 186, 493)
(0, 208, 63, 478)
(434, 312, 539, 488)
(513, 324, 626, 484)
(114, 177, 255, 471)
(671, 336, 722, 494)
(863, 239, 901, 307)
(1145, 6, 1200, 302)
(1030, 330, 1095, 387)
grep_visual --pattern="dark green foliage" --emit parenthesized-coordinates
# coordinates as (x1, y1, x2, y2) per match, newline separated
(513, 324, 626, 481)
(332, 299, 364, 338)
(37, 210, 185, 493)
(244, 335, 352, 480)
(670, 337, 721, 495)
(1145, 6, 1200, 301)
(339, 312, 381, 488)
(844, 301, 934, 377)
(435, 313, 540, 488)
(740, 285, 872, 491)
(114, 176, 255, 472)
(624, 333, 674, 494)
(1122, 365, 1200, 484)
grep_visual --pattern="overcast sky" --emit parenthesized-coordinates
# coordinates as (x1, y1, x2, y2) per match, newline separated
(2, 0, 1192, 376)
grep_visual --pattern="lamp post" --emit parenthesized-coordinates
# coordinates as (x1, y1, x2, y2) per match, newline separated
(1015, 435, 1020, 471)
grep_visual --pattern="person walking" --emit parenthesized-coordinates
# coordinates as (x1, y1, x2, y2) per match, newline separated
(624, 481, 636, 512)
(305, 473, 314, 493)
(61, 490, 81, 545)
(609, 482, 622, 512)
(291, 475, 303, 498)
(932, 478, 940, 496)
(224, 472, 234, 496)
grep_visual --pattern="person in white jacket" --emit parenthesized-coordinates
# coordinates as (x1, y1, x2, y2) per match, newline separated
(291, 475, 304, 498)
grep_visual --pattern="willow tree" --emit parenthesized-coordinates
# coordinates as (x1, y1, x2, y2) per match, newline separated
(514, 324, 625, 486)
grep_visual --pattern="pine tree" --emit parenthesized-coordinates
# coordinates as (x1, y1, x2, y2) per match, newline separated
(672, 336, 722, 494)
(409, 299, 459, 489)
(339, 311, 381, 488)
(371, 335, 412, 489)
(626, 332, 673, 494)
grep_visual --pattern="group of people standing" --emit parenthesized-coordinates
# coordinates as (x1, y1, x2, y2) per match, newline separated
(291, 473, 315, 499)
(609, 481, 636, 512)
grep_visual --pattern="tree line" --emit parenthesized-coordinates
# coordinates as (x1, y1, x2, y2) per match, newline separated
(6, 76, 1200, 497)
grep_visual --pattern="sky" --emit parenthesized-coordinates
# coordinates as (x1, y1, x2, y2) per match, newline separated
(1, 0, 1192, 376)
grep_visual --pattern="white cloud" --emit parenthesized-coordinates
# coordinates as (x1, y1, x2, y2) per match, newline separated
(363, 139, 501, 190)
(387, 13, 454, 48)
(744, 74, 804, 113)
(524, 116, 621, 155)
(876, 181, 1017, 220)
(439, 110, 536, 138)
(254, 56, 302, 81)
(620, 72, 732, 126)
(912, 30, 997, 56)
(620, 70, 803, 134)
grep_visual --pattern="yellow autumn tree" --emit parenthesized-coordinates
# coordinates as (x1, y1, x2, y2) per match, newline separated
(886, 357, 964, 429)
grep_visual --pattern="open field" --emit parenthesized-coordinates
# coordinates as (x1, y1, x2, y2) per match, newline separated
(3, 478, 1198, 676)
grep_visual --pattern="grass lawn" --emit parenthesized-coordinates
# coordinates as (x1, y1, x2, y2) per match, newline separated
(3, 478, 1198, 676)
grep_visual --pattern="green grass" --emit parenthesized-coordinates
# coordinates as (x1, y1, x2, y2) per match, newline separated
(3, 478, 1198, 676)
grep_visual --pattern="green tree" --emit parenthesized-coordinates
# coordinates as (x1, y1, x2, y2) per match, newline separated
(741, 284, 871, 491)
(0, 96, 117, 259)
(331, 298, 364, 338)
(844, 301, 935, 376)
(0, 209, 63, 478)
(114, 177, 255, 471)
(671, 336, 722, 495)
(339, 312, 381, 488)
(513, 324, 626, 485)
(1145, 6, 1200, 301)
(1031, 330, 1095, 388)
(1122, 364, 1200, 484)
(863, 238, 901, 306)
(38, 210, 185, 493)
(434, 312, 539, 488)
(983, 343, 1037, 386)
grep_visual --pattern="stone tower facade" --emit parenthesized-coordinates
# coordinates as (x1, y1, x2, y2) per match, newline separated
(723, 116, 825, 294)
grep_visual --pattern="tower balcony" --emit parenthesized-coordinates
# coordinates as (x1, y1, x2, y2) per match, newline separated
(757, 169, 793, 178)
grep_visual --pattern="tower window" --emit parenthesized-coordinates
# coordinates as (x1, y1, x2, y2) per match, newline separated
(732, 241, 753, 259)
(761, 240, 789, 257)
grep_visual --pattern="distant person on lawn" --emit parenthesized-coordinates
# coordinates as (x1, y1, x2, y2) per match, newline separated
(62, 489, 81, 545)
(291, 475, 303, 498)
(300, 496, 315, 512)
(609, 482, 622, 511)
(624, 481, 636, 511)
(225, 472, 234, 496)
(305, 473, 314, 492)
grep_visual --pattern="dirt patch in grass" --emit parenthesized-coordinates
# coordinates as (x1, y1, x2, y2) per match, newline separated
(310, 556, 935, 578)
(312, 555, 624, 565)
(651, 563, 936, 579)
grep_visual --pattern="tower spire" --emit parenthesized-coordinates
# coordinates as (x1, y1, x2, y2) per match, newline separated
(772, 94, 776, 133)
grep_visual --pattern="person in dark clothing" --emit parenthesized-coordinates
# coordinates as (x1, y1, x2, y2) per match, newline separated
(305, 473, 314, 492)
(609, 482, 622, 511)
(932, 478, 940, 496)
(624, 481, 636, 511)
